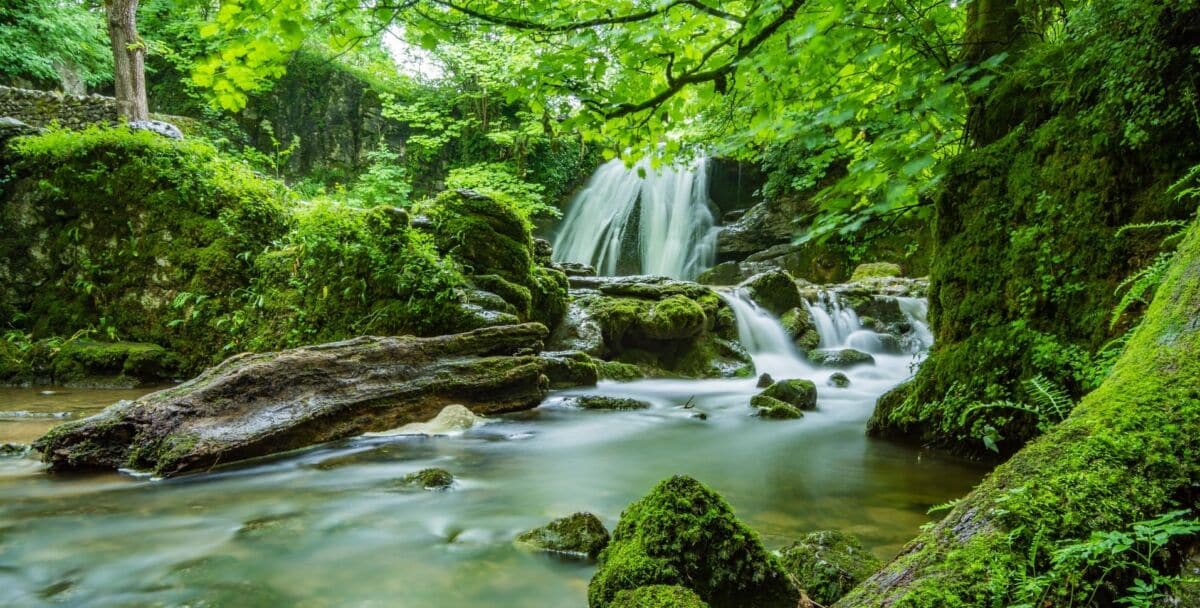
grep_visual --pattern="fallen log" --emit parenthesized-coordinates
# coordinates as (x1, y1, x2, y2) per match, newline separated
(35, 323, 593, 477)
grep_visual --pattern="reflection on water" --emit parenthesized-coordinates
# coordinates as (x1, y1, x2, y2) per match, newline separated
(0, 298, 988, 606)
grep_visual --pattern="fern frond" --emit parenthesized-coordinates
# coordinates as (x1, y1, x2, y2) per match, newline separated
(1114, 219, 1187, 238)
(1111, 252, 1174, 329)
(1023, 375, 1072, 422)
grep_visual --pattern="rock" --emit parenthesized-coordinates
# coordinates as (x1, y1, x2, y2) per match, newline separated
(0, 443, 30, 457)
(0, 116, 41, 143)
(611, 586, 710, 608)
(128, 119, 184, 140)
(756, 373, 774, 388)
(828, 372, 850, 388)
(534, 238, 554, 265)
(643, 296, 707, 340)
(554, 261, 597, 277)
(807, 348, 875, 369)
(542, 351, 601, 388)
(738, 270, 802, 316)
(51, 340, 179, 388)
(363, 404, 485, 437)
(755, 379, 817, 410)
(401, 467, 454, 490)
(779, 307, 821, 351)
(850, 262, 903, 281)
(35, 323, 590, 477)
(691, 412, 708, 420)
(588, 475, 800, 608)
(516, 512, 610, 559)
(696, 262, 743, 286)
(547, 303, 606, 357)
(563, 396, 652, 411)
(594, 359, 645, 381)
(750, 395, 804, 420)
(778, 530, 881, 606)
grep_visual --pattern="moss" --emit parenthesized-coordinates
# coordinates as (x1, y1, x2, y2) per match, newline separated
(738, 270, 802, 316)
(51, 339, 178, 387)
(780, 307, 820, 351)
(850, 262, 903, 281)
(807, 348, 875, 369)
(566, 396, 652, 411)
(0, 341, 32, 385)
(596, 360, 645, 381)
(778, 530, 880, 605)
(588, 475, 799, 608)
(644, 296, 707, 340)
(515, 512, 611, 559)
(401, 467, 455, 490)
(610, 586, 710, 608)
(756, 379, 817, 411)
(750, 395, 804, 420)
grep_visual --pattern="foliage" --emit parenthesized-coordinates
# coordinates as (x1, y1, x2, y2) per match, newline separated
(0, 0, 111, 88)
(958, 375, 1075, 453)
(444, 162, 558, 221)
(348, 140, 412, 208)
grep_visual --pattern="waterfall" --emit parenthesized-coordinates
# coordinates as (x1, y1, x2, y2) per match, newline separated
(719, 290, 811, 378)
(552, 156, 717, 279)
(804, 293, 862, 348)
(896, 296, 934, 350)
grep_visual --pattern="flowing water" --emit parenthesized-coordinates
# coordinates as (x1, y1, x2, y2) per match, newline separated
(0, 294, 987, 607)
(551, 156, 718, 279)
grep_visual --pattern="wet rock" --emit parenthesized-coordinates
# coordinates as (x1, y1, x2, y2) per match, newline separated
(128, 119, 184, 140)
(0, 443, 30, 457)
(696, 262, 743, 286)
(738, 270, 803, 316)
(850, 262, 903, 281)
(516, 512, 610, 559)
(401, 467, 455, 490)
(779, 307, 821, 351)
(755, 379, 817, 410)
(563, 396, 652, 410)
(691, 412, 708, 421)
(35, 323, 588, 477)
(807, 348, 875, 369)
(533, 238, 554, 265)
(778, 530, 881, 605)
(541, 351, 600, 388)
(0, 116, 41, 144)
(611, 585, 710, 608)
(363, 404, 485, 437)
(828, 373, 851, 388)
(547, 303, 606, 357)
(554, 261, 597, 277)
(750, 396, 804, 420)
(589, 475, 800, 608)
(594, 359, 645, 381)
(51, 340, 179, 388)
(756, 373, 774, 388)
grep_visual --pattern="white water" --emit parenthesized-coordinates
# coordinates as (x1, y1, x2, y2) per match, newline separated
(720, 289, 812, 379)
(552, 156, 718, 279)
(805, 292, 863, 349)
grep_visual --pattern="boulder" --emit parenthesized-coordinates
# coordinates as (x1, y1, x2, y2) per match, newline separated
(128, 120, 184, 140)
(696, 262, 743, 286)
(755, 379, 818, 410)
(516, 512, 611, 559)
(563, 396, 652, 411)
(778, 530, 882, 606)
(363, 404, 484, 437)
(401, 467, 455, 490)
(35, 323, 588, 477)
(807, 348, 875, 368)
(779, 307, 821, 351)
(750, 396, 804, 420)
(850, 262, 903, 281)
(828, 372, 851, 388)
(737, 270, 803, 316)
(756, 373, 774, 388)
(49, 340, 179, 388)
(588, 475, 800, 608)
(611, 586, 710, 608)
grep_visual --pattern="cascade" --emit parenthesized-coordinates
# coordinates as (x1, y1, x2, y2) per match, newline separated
(804, 292, 862, 348)
(718, 289, 811, 378)
(552, 156, 717, 279)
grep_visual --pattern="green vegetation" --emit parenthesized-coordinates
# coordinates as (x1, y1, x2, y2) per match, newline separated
(515, 512, 611, 559)
(779, 530, 881, 606)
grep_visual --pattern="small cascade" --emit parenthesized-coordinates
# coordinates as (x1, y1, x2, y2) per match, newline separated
(718, 290, 811, 378)
(804, 292, 862, 348)
(552, 156, 717, 279)
(896, 296, 934, 350)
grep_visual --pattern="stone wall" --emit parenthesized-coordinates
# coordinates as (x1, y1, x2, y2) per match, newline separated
(0, 86, 119, 129)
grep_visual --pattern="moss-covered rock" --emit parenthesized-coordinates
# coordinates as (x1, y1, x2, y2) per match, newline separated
(778, 530, 880, 606)
(807, 348, 874, 369)
(827, 372, 850, 388)
(595, 359, 645, 381)
(755, 378, 817, 411)
(780, 307, 821, 351)
(750, 395, 804, 420)
(850, 262, 903, 281)
(610, 585, 710, 608)
(50, 340, 178, 388)
(516, 512, 611, 559)
(564, 396, 652, 411)
(737, 270, 803, 316)
(588, 475, 799, 608)
(401, 467, 455, 490)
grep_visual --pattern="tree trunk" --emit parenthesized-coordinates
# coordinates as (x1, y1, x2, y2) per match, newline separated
(837, 218, 1200, 605)
(106, 0, 148, 122)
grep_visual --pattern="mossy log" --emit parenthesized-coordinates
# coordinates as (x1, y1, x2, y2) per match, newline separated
(35, 323, 589, 477)
(837, 219, 1200, 605)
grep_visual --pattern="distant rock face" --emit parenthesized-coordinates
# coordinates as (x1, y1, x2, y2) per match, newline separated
(516, 512, 611, 559)
(35, 323, 595, 477)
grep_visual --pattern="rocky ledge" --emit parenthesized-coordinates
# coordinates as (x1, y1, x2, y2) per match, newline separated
(35, 323, 596, 477)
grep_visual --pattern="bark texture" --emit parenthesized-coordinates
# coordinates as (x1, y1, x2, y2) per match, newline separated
(106, 0, 148, 121)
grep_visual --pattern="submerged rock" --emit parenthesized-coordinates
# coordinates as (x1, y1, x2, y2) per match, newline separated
(588, 475, 799, 608)
(778, 530, 881, 605)
(35, 323, 591, 477)
(401, 467, 455, 490)
(563, 396, 652, 411)
(516, 512, 610, 559)
(363, 404, 485, 437)
(756, 373, 774, 388)
(610, 585, 710, 608)
(807, 348, 875, 369)
(0, 443, 30, 457)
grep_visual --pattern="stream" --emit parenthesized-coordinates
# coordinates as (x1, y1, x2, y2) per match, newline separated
(0, 289, 987, 607)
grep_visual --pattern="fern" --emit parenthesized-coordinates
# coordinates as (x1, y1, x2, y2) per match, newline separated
(1113, 219, 1187, 238)
(1023, 375, 1072, 423)
(1111, 251, 1174, 329)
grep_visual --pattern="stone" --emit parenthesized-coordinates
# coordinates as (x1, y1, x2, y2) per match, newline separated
(807, 348, 875, 369)
(50, 340, 179, 388)
(516, 512, 610, 559)
(750, 396, 804, 420)
(611, 586, 710, 608)
(401, 467, 454, 490)
(778, 530, 881, 606)
(756, 379, 818, 410)
(588, 475, 800, 608)
(696, 262, 744, 286)
(779, 307, 821, 351)
(362, 404, 485, 437)
(756, 373, 774, 388)
(850, 262, 903, 281)
(828, 373, 851, 388)
(0, 116, 41, 143)
(554, 262, 597, 277)
(563, 396, 652, 411)
(534, 238, 554, 265)
(35, 323, 592, 477)
(738, 270, 802, 316)
(128, 119, 184, 140)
